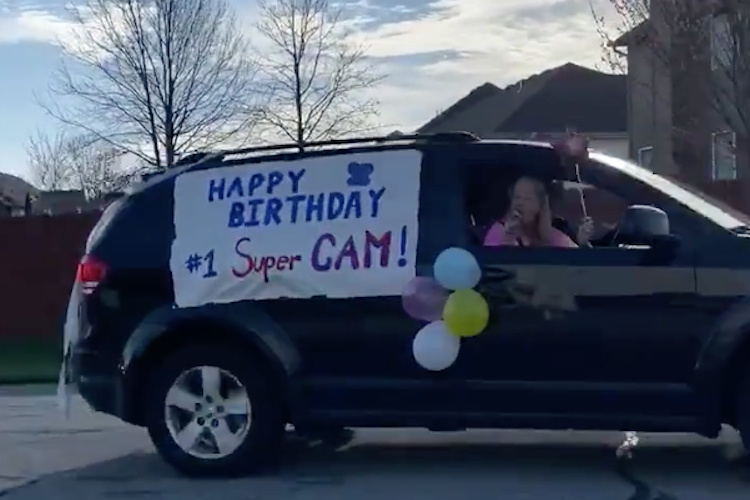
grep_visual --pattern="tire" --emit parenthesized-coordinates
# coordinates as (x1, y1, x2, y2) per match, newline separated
(144, 342, 285, 477)
(737, 368, 750, 454)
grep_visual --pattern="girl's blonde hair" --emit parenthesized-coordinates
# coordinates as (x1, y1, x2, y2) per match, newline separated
(507, 176, 553, 243)
(507, 176, 550, 213)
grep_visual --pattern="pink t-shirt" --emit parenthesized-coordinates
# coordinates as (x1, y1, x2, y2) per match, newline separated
(483, 221, 577, 248)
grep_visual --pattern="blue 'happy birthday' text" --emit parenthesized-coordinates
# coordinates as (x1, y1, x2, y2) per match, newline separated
(207, 168, 387, 228)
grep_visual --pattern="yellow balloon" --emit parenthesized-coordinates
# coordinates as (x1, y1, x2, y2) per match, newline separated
(443, 289, 489, 337)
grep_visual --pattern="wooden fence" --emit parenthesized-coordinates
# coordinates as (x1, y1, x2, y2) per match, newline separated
(0, 214, 98, 338)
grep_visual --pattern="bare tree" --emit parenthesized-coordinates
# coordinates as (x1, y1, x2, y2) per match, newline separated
(42, 0, 265, 169)
(26, 130, 71, 191)
(255, 0, 383, 146)
(26, 131, 136, 199)
(589, 0, 650, 75)
(709, 5, 750, 142)
(66, 137, 137, 199)
(591, 0, 750, 158)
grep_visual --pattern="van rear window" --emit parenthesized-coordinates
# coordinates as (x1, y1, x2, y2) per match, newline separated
(85, 198, 125, 252)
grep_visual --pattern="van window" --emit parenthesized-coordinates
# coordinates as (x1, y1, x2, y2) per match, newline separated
(556, 181, 629, 240)
(464, 166, 514, 245)
(465, 167, 632, 247)
(592, 152, 750, 229)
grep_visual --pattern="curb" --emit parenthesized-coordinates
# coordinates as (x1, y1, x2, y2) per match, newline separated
(0, 384, 58, 396)
(0, 378, 57, 386)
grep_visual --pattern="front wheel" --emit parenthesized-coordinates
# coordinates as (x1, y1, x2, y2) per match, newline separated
(144, 343, 285, 477)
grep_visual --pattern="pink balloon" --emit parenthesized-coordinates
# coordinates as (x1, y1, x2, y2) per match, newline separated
(402, 277, 448, 322)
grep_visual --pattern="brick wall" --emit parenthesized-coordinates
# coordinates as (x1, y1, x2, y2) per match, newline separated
(0, 214, 99, 338)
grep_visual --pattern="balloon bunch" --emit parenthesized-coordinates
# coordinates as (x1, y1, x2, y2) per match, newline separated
(551, 131, 589, 162)
(401, 247, 490, 371)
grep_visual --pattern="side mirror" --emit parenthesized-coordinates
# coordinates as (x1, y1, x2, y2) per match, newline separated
(615, 205, 678, 249)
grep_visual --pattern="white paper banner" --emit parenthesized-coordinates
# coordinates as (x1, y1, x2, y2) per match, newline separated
(57, 281, 82, 417)
(170, 149, 422, 307)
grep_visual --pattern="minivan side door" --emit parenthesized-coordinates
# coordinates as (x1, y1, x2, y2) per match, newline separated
(286, 144, 473, 421)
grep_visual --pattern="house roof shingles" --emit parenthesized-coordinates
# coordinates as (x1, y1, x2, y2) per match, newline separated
(496, 64, 627, 133)
(417, 82, 503, 134)
(418, 62, 627, 136)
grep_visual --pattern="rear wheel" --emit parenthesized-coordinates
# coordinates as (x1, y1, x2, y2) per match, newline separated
(144, 342, 285, 477)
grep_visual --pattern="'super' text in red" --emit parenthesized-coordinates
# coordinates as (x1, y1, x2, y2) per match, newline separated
(231, 237, 302, 283)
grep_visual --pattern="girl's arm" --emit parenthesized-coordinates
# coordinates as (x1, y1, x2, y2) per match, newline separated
(484, 222, 513, 246)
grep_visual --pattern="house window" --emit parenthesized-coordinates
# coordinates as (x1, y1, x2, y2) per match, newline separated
(711, 131, 737, 180)
(637, 146, 653, 168)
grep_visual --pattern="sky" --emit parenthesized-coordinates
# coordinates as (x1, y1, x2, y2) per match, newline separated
(0, 0, 616, 184)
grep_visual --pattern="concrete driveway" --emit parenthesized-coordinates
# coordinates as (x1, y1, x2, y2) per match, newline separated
(1, 386, 748, 500)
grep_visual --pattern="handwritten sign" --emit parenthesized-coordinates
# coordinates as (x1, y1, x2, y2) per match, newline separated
(170, 149, 422, 307)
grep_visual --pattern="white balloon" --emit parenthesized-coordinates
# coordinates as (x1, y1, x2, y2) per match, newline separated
(412, 321, 461, 371)
(433, 247, 482, 290)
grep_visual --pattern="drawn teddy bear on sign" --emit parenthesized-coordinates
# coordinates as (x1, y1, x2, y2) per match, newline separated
(347, 162, 374, 187)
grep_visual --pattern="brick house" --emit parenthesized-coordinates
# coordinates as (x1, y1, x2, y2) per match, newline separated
(612, 0, 750, 213)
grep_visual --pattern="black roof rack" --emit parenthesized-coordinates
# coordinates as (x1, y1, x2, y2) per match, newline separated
(174, 152, 216, 166)
(217, 131, 479, 158)
(141, 132, 480, 174)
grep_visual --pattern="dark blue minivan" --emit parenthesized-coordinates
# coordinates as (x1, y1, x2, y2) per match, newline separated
(63, 133, 750, 477)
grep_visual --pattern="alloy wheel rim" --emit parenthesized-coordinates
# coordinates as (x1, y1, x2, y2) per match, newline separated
(164, 365, 252, 459)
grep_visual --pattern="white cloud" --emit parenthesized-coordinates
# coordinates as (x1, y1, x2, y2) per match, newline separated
(0, 3, 137, 57)
(0, 0, 620, 150)
(348, 0, 618, 132)
(0, 7, 74, 45)
(230, 0, 619, 135)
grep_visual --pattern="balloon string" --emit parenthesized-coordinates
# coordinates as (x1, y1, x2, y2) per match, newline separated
(574, 161, 588, 219)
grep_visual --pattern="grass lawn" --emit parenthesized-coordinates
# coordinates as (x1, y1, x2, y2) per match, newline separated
(0, 337, 61, 384)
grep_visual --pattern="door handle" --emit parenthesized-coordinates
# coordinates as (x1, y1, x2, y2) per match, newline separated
(482, 266, 515, 282)
(649, 292, 703, 307)
(478, 267, 517, 305)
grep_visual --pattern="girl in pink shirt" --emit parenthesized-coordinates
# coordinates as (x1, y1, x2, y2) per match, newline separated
(484, 176, 592, 248)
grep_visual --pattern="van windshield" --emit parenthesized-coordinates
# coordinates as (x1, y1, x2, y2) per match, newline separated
(591, 152, 750, 230)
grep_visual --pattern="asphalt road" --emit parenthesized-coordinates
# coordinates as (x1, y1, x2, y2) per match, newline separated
(0, 386, 748, 500)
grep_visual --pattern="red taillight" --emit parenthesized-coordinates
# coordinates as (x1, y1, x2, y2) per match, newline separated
(76, 255, 108, 294)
